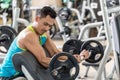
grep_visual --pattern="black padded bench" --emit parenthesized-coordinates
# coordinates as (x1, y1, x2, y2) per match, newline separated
(12, 51, 54, 80)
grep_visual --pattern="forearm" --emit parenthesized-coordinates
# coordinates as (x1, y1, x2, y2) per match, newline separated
(50, 48, 61, 56)
(49, 40, 62, 56)
(40, 57, 51, 68)
(44, 41, 61, 57)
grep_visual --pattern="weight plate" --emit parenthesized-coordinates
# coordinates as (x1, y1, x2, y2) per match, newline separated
(0, 26, 17, 53)
(49, 52, 79, 80)
(80, 40, 104, 63)
(63, 39, 83, 54)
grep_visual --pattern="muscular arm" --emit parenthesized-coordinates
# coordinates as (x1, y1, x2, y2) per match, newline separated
(18, 31, 51, 68)
(44, 32, 61, 57)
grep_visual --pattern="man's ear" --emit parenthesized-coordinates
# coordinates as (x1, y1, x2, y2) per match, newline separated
(35, 16, 40, 22)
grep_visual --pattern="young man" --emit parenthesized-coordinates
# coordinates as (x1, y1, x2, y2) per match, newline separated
(0, 6, 89, 79)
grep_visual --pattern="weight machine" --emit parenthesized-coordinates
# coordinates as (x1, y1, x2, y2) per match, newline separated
(0, 1, 17, 53)
(59, 0, 120, 79)
(12, 0, 58, 38)
(56, 0, 103, 43)
(12, 0, 30, 33)
(94, 0, 120, 79)
(108, 13, 120, 80)
(0, 26, 17, 53)
(0, 0, 30, 54)
(0, 0, 12, 26)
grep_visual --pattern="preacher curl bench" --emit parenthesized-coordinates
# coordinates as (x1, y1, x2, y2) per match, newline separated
(12, 51, 54, 80)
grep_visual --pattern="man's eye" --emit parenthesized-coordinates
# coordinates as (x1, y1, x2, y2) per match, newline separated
(43, 22, 53, 27)
(44, 22, 49, 26)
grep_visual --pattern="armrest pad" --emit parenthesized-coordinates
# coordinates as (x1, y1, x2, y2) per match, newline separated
(12, 51, 54, 80)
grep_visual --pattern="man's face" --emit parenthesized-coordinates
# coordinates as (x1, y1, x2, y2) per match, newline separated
(36, 15, 55, 35)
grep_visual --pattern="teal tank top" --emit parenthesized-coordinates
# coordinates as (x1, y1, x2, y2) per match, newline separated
(0, 26, 47, 77)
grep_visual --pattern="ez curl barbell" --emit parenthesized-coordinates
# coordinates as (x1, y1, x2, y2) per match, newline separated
(62, 39, 104, 63)
(49, 39, 104, 80)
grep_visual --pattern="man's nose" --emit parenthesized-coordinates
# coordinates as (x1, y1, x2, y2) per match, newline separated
(45, 26, 51, 31)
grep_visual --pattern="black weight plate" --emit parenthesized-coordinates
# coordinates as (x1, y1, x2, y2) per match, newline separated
(63, 39, 83, 54)
(0, 26, 17, 53)
(80, 40, 104, 63)
(58, 7, 72, 21)
(49, 52, 79, 80)
(106, 0, 119, 7)
(64, 26, 71, 36)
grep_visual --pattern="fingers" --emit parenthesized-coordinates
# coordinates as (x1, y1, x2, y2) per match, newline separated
(73, 54, 81, 63)
(72, 49, 90, 63)
(80, 49, 89, 59)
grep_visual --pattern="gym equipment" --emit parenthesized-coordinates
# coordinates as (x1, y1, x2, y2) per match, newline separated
(0, 0, 11, 14)
(106, 0, 120, 7)
(80, 40, 104, 63)
(49, 24, 57, 39)
(12, 0, 56, 39)
(63, 39, 83, 54)
(12, 0, 31, 33)
(94, 0, 120, 79)
(108, 13, 120, 79)
(63, 26, 72, 36)
(63, 39, 104, 63)
(59, 26, 72, 37)
(12, 51, 79, 80)
(12, 0, 31, 22)
(49, 52, 79, 80)
(0, 26, 17, 53)
(56, 0, 102, 42)
(58, 7, 72, 21)
(82, 56, 112, 78)
(0, 1, 4, 14)
(12, 51, 54, 80)
(0, 0, 12, 18)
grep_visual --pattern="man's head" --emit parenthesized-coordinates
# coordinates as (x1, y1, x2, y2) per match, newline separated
(37, 6, 57, 19)
(34, 6, 57, 35)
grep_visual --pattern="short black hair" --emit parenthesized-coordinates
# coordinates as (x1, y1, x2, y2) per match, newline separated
(36, 6, 57, 19)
